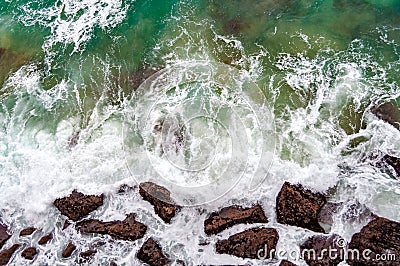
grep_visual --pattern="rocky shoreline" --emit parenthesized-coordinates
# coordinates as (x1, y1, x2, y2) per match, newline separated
(0, 103, 399, 265)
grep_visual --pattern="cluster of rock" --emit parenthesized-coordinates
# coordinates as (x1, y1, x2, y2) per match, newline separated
(0, 101, 399, 265)
(1, 179, 399, 265)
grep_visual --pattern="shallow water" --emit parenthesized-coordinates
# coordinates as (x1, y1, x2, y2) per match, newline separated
(0, 0, 399, 265)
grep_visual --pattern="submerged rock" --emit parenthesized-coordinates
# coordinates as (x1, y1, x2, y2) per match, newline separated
(371, 102, 400, 130)
(21, 247, 38, 260)
(0, 224, 11, 249)
(62, 242, 76, 258)
(137, 238, 170, 266)
(300, 234, 345, 266)
(38, 233, 53, 245)
(204, 205, 268, 235)
(126, 68, 158, 91)
(76, 213, 147, 241)
(19, 227, 36, 236)
(318, 202, 342, 231)
(139, 182, 179, 223)
(53, 190, 104, 221)
(223, 19, 248, 35)
(347, 217, 400, 265)
(0, 244, 20, 265)
(276, 182, 326, 233)
(216, 227, 279, 259)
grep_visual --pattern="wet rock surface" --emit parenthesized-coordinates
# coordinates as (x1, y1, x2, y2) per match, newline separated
(371, 102, 400, 130)
(38, 233, 53, 245)
(276, 182, 326, 233)
(383, 154, 400, 177)
(139, 182, 179, 223)
(80, 249, 97, 258)
(137, 238, 171, 266)
(62, 242, 76, 258)
(19, 227, 36, 236)
(300, 234, 345, 266)
(204, 205, 268, 235)
(0, 224, 11, 249)
(21, 247, 38, 260)
(76, 213, 147, 241)
(53, 190, 104, 221)
(347, 217, 400, 266)
(0, 244, 20, 265)
(216, 227, 279, 259)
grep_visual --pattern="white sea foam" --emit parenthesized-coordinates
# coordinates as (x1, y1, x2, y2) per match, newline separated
(19, 0, 129, 56)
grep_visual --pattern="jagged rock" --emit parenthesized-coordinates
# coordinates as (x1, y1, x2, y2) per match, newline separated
(0, 224, 11, 249)
(216, 227, 279, 259)
(383, 154, 400, 176)
(76, 213, 147, 241)
(53, 190, 104, 221)
(19, 227, 36, 236)
(139, 182, 179, 223)
(80, 249, 97, 258)
(0, 244, 20, 265)
(38, 233, 53, 245)
(67, 130, 80, 149)
(300, 234, 345, 266)
(347, 217, 400, 265)
(137, 238, 170, 266)
(204, 205, 268, 235)
(276, 182, 326, 233)
(21, 247, 38, 260)
(62, 242, 76, 258)
(280, 260, 297, 266)
(63, 220, 71, 230)
(371, 102, 400, 130)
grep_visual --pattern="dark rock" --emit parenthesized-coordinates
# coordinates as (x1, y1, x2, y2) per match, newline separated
(0, 48, 5, 58)
(318, 202, 342, 225)
(80, 249, 97, 258)
(137, 238, 170, 266)
(21, 247, 38, 260)
(300, 234, 345, 266)
(139, 182, 179, 223)
(76, 213, 147, 241)
(38, 233, 53, 245)
(204, 205, 268, 235)
(216, 227, 279, 259)
(62, 242, 76, 258)
(19, 227, 36, 236)
(383, 154, 400, 177)
(371, 102, 400, 130)
(117, 184, 135, 194)
(109, 261, 117, 266)
(347, 217, 400, 265)
(53, 190, 104, 221)
(62, 220, 71, 230)
(280, 260, 297, 266)
(0, 244, 20, 265)
(276, 182, 326, 233)
(0, 224, 11, 249)
(223, 19, 248, 35)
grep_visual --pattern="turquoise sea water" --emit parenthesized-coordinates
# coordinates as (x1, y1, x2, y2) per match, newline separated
(0, 0, 399, 265)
